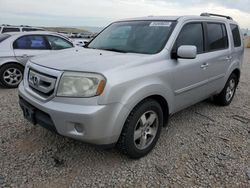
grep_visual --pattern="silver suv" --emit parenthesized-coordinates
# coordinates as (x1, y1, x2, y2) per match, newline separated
(18, 13, 244, 158)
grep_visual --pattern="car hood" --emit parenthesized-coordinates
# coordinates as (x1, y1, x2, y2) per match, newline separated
(30, 47, 151, 73)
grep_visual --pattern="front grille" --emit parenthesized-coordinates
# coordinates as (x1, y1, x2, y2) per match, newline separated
(28, 69, 57, 98)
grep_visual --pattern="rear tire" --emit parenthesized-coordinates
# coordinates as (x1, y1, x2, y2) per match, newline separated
(0, 63, 24, 88)
(117, 99, 163, 159)
(214, 73, 238, 106)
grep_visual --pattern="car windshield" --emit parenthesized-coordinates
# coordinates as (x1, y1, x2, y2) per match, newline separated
(0, 34, 10, 43)
(88, 20, 176, 54)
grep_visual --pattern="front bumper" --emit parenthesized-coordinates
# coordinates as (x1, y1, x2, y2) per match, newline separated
(18, 82, 130, 145)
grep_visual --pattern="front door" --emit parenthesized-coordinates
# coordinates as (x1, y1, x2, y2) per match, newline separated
(170, 22, 211, 112)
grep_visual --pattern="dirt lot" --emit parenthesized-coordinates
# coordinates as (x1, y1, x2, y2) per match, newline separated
(0, 50, 250, 188)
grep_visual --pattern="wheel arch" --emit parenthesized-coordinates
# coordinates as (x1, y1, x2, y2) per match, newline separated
(0, 61, 25, 70)
(143, 95, 169, 126)
(231, 68, 240, 84)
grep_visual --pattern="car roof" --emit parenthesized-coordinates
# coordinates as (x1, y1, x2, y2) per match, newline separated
(3, 31, 60, 36)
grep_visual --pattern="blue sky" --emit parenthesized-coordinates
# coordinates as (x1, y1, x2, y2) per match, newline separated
(0, 0, 250, 28)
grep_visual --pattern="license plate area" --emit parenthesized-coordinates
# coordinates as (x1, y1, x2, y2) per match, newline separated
(19, 99, 36, 125)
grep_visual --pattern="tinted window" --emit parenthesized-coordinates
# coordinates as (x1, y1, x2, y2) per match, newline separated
(230, 24, 241, 47)
(22, 28, 43, 32)
(88, 21, 176, 54)
(2, 27, 20, 33)
(46, 35, 73, 50)
(175, 23, 204, 54)
(207, 23, 228, 51)
(0, 34, 10, 43)
(13, 35, 49, 50)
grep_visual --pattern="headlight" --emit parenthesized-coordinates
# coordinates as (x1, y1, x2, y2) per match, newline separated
(57, 72, 106, 97)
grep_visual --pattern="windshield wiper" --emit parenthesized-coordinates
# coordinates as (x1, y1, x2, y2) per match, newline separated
(101, 48, 127, 53)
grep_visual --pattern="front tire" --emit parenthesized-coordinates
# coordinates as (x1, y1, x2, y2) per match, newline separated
(117, 99, 163, 159)
(214, 73, 238, 106)
(0, 63, 24, 88)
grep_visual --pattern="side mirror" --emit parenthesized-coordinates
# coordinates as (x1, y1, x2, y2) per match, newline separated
(83, 41, 90, 48)
(177, 45, 197, 59)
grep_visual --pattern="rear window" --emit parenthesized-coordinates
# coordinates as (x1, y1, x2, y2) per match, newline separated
(230, 24, 241, 47)
(0, 34, 10, 43)
(207, 23, 228, 51)
(2, 27, 20, 33)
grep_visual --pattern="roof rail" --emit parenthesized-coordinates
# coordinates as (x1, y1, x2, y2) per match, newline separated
(200, 13, 233, 20)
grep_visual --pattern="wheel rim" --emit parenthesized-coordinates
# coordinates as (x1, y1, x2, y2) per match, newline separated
(134, 110, 159, 150)
(3, 68, 23, 86)
(226, 79, 236, 102)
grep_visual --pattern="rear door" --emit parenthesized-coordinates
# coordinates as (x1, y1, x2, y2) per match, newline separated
(203, 22, 231, 93)
(13, 35, 51, 64)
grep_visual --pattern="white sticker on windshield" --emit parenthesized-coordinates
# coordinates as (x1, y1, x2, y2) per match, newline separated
(149, 22, 172, 27)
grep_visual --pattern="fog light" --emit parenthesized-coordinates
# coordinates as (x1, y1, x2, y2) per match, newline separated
(74, 123, 84, 133)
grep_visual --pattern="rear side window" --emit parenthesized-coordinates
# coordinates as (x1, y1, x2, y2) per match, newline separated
(0, 34, 10, 43)
(2, 27, 20, 33)
(230, 24, 241, 47)
(175, 23, 204, 54)
(207, 23, 228, 51)
(13, 35, 49, 50)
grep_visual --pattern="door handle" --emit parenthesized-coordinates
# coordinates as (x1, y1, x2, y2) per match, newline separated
(225, 56, 232, 61)
(200, 63, 209, 69)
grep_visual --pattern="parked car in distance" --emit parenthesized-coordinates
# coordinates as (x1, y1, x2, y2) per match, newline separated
(0, 25, 45, 33)
(19, 13, 244, 158)
(72, 38, 91, 47)
(69, 32, 78, 38)
(77, 32, 93, 38)
(58, 31, 71, 38)
(0, 31, 75, 88)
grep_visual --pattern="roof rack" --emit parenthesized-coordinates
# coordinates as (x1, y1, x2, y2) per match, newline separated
(200, 13, 233, 20)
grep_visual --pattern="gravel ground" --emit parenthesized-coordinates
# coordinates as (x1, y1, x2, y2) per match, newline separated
(0, 50, 250, 188)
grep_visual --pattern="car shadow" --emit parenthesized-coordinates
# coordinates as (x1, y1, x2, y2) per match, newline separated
(22, 98, 218, 165)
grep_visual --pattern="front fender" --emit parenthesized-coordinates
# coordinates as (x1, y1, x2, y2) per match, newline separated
(122, 83, 174, 114)
(100, 77, 174, 114)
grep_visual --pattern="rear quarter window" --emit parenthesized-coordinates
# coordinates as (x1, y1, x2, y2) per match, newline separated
(2, 27, 20, 33)
(0, 34, 10, 43)
(22, 28, 44, 32)
(230, 24, 241, 47)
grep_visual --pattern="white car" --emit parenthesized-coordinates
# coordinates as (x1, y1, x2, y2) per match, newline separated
(0, 31, 75, 88)
(0, 25, 45, 33)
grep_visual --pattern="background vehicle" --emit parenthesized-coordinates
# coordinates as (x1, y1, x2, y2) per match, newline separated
(69, 32, 78, 38)
(0, 31, 75, 88)
(0, 24, 45, 33)
(18, 13, 244, 158)
(77, 32, 93, 38)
